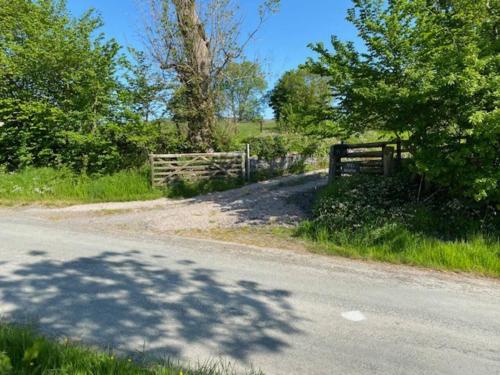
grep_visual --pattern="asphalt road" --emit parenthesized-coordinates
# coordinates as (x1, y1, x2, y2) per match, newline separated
(0, 215, 499, 374)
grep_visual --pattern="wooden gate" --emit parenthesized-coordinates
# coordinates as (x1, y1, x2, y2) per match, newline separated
(150, 152, 245, 187)
(328, 140, 407, 182)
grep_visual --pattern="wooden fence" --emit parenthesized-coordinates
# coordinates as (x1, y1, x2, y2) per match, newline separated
(328, 140, 408, 182)
(150, 152, 246, 187)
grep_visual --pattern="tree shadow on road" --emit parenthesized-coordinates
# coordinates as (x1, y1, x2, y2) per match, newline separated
(0, 249, 302, 364)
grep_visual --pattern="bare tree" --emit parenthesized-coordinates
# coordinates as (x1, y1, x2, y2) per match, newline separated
(145, 0, 278, 151)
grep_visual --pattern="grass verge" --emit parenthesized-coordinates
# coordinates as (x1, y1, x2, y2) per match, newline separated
(0, 168, 247, 205)
(297, 223, 500, 277)
(0, 323, 258, 375)
(179, 225, 500, 278)
(0, 168, 163, 206)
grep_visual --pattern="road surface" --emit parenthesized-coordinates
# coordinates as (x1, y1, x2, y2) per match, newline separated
(0, 214, 499, 374)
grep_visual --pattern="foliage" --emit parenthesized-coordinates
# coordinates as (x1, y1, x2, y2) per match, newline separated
(0, 0, 121, 127)
(298, 173, 500, 276)
(310, 173, 498, 238)
(0, 0, 188, 175)
(121, 48, 169, 122)
(268, 68, 335, 136)
(307, 0, 500, 201)
(0, 322, 247, 375)
(244, 134, 333, 160)
(212, 121, 241, 152)
(0, 1, 128, 173)
(219, 61, 267, 122)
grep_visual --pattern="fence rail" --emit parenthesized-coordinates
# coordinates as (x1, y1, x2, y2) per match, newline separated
(328, 139, 409, 182)
(150, 152, 245, 187)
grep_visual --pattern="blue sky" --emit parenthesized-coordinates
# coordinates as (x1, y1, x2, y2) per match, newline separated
(67, 0, 360, 117)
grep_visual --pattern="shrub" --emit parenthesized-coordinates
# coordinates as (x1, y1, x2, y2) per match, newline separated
(0, 112, 188, 176)
(306, 172, 499, 243)
(212, 121, 241, 152)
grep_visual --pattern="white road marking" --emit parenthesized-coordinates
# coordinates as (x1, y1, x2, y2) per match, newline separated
(341, 310, 366, 322)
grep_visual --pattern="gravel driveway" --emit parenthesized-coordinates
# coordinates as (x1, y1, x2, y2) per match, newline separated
(24, 171, 328, 234)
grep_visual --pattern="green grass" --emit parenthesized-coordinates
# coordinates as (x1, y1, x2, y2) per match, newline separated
(345, 130, 395, 144)
(232, 121, 279, 143)
(298, 222, 500, 277)
(233, 122, 390, 145)
(0, 168, 250, 205)
(0, 168, 164, 206)
(0, 323, 251, 375)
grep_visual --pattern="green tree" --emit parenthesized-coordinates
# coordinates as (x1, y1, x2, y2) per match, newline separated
(145, 0, 279, 151)
(307, 0, 499, 201)
(269, 68, 335, 136)
(0, 0, 123, 171)
(0, 0, 166, 174)
(219, 61, 267, 122)
(122, 48, 169, 122)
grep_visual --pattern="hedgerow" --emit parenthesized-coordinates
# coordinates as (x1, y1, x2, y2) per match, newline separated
(243, 134, 333, 160)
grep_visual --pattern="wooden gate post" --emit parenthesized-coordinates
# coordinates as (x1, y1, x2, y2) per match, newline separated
(149, 154, 155, 187)
(241, 152, 246, 180)
(383, 146, 394, 176)
(245, 144, 251, 181)
(328, 146, 336, 183)
(396, 138, 402, 170)
(329, 144, 347, 182)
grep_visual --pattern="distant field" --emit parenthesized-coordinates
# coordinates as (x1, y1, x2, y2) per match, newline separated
(231, 122, 394, 145)
(232, 120, 279, 142)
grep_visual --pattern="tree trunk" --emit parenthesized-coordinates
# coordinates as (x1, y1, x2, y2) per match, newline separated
(186, 94, 216, 151)
(172, 0, 215, 151)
